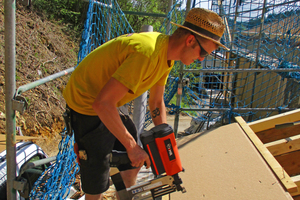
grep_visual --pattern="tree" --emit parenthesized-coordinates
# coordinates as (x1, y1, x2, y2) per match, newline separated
(32, 0, 89, 37)
(117, 0, 171, 32)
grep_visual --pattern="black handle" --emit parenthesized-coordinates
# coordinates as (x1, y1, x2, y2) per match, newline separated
(110, 150, 131, 167)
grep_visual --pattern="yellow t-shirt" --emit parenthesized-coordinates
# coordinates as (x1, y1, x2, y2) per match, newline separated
(63, 32, 174, 116)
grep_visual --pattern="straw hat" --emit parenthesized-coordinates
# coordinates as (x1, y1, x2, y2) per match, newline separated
(171, 8, 229, 50)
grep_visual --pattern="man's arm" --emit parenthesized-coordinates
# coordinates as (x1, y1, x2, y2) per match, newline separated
(149, 84, 167, 126)
(92, 77, 150, 168)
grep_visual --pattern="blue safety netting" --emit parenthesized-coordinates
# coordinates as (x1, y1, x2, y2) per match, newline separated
(29, 130, 79, 199)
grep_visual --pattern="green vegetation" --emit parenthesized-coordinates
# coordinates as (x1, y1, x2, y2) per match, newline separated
(32, 0, 89, 38)
(117, 0, 169, 32)
(25, 97, 31, 105)
(31, 0, 171, 38)
(41, 65, 48, 74)
(16, 74, 21, 81)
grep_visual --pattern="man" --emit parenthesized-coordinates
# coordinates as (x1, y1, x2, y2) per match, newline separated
(63, 7, 228, 200)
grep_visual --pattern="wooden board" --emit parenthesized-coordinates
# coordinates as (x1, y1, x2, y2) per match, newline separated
(0, 134, 42, 153)
(170, 123, 293, 200)
(265, 134, 300, 156)
(255, 124, 300, 143)
(275, 150, 300, 177)
(0, 134, 41, 142)
(248, 108, 300, 132)
(291, 175, 300, 197)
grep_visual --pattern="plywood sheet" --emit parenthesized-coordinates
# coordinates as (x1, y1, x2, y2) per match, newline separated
(171, 123, 293, 200)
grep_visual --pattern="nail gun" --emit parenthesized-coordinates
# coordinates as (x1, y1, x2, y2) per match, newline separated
(110, 123, 186, 200)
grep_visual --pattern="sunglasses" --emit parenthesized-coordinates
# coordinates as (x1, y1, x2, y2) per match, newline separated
(191, 33, 209, 58)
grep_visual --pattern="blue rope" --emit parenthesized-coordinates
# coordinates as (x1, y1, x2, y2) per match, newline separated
(29, 130, 79, 200)
(277, 61, 300, 80)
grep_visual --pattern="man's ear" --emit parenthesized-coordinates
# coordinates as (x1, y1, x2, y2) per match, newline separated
(186, 34, 195, 47)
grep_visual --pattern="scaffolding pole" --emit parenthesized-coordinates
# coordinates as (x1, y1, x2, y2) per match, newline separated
(249, 0, 268, 121)
(166, 0, 173, 35)
(180, 107, 294, 112)
(133, 25, 153, 146)
(174, 0, 192, 136)
(5, 0, 17, 199)
(16, 67, 75, 95)
(182, 68, 300, 73)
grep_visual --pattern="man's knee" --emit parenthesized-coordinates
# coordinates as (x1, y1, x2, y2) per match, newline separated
(85, 193, 103, 200)
(119, 167, 141, 188)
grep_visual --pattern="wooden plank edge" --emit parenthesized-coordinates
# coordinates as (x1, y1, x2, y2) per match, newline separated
(264, 134, 300, 156)
(291, 175, 300, 197)
(235, 116, 298, 193)
(0, 136, 44, 142)
(247, 108, 300, 132)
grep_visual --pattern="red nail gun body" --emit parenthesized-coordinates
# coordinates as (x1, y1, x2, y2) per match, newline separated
(110, 123, 186, 200)
(141, 123, 183, 176)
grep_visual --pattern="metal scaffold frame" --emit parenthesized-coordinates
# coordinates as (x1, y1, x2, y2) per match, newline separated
(5, 0, 17, 199)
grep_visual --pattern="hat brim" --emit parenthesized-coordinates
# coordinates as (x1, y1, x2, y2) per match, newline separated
(171, 22, 229, 51)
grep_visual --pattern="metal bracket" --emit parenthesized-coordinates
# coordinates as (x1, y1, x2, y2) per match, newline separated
(13, 178, 27, 191)
(14, 177, 31, 198)
(12, 95, 28, 114)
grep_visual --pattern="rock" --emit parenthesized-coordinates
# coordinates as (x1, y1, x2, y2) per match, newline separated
(0, 111, 5, 120)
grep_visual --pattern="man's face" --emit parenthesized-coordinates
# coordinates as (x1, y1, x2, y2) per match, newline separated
(181, 35, 218, 65)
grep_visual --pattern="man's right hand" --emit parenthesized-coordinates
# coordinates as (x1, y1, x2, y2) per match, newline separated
(127, 144, 151, 169)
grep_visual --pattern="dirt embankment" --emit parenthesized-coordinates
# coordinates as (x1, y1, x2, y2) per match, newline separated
(0, 2, 80, 156)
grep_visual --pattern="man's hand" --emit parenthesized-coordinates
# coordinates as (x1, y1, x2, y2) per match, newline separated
(127, 144, 151, 169)
(92, 78, 151, 169)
